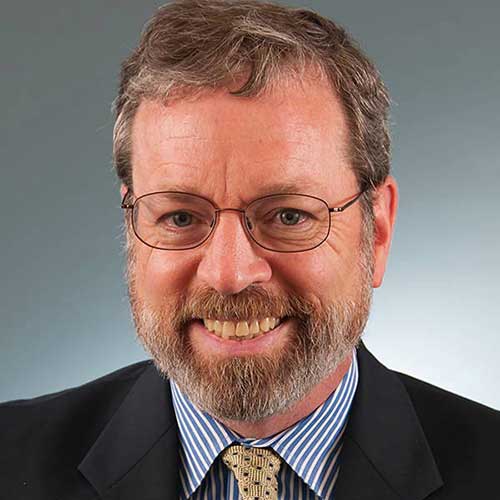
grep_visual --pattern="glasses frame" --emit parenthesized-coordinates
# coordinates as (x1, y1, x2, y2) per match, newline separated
(121, 188, 366, 253)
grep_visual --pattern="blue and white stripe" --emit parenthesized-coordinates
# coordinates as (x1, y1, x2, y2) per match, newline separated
(171, 348, 358, 499)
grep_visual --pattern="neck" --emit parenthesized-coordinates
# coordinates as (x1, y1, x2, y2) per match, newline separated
(217, 352, 353, 439)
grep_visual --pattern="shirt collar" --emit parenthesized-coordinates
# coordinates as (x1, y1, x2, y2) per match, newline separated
(171, 348, 359, 498)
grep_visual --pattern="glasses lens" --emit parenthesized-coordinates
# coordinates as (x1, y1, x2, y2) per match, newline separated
(133, 192, 215, 250)
(247, 194, 330, 251)
(132, 192, 330, 251)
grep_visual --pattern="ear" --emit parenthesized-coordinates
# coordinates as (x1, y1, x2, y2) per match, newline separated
(371, 175, 398, 288)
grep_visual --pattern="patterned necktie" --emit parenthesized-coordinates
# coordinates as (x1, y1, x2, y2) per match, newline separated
(222, 444, 282, 499)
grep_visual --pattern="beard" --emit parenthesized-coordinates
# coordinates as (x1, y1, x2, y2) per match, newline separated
(125, 221, 374, 423)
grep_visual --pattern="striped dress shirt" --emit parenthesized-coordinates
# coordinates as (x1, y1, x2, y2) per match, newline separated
(171, 348, 358, 499)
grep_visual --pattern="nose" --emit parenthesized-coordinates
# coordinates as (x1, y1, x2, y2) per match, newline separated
(196, 209, 272, 296)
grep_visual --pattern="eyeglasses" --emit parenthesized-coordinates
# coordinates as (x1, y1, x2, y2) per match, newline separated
(121, 189, 365, 253)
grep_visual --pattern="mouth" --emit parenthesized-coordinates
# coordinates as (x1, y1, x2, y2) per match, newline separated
(187, 316, 292, 353)
(192, 316, 287, 341)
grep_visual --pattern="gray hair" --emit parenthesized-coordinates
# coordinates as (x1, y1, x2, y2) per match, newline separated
(113, 0, 391, 226)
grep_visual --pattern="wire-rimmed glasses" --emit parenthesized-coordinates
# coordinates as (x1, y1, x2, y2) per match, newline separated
(121, 189, 365, 253)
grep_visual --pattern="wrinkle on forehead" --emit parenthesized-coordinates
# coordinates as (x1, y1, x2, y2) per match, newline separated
(130, 78, 353, 203)
(132, 78, 348, 145)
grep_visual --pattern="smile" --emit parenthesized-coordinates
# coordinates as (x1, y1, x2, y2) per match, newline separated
(200, 317, 283, 340)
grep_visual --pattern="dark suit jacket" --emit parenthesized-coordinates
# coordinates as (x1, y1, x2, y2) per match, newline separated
(1, 342, 499, 499)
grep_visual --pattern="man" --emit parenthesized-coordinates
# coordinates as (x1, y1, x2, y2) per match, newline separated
(1, 0, 499, 499)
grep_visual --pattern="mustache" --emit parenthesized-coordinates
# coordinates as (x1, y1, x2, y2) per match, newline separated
(174, 284, 316, 324)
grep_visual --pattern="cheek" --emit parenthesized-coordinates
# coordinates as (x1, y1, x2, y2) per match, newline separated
(274, 246, 359, 303)
(273, 251, 335, 299)
(135, 249, 196, 304)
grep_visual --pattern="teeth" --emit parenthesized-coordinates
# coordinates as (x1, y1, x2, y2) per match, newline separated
(221, 321, 235, 338)
(202, 317, 283, 340)
(259, 318, 270, 332)
(235, 321, 250, 337)
(249, 320, 260, 335)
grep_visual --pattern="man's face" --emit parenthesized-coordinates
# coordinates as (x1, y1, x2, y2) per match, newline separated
(123, 77, 378, 422)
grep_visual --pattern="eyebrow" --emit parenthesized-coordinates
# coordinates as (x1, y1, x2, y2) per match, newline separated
(157, 179, 322, 198)
(255, 180, 321, 196)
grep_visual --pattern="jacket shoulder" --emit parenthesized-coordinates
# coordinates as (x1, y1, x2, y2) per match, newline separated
(0, 360, 152, 494)
(395, 370, 500, 425)
(0, 360, 152, 431)
(394, 370, 500, 488)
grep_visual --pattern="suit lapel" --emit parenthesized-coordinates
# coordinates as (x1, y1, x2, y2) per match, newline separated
(78, 363, 180, 500)
(335, 342, 443, 500)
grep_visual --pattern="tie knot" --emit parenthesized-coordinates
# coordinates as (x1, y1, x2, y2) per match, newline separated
(222, 444, 282, 499)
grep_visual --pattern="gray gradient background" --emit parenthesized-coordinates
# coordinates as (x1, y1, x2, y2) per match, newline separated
(1, 1, 499, 408)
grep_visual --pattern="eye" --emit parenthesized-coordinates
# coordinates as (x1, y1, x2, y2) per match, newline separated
(278, 209, 305, 226)
(173, 212, 193, 227)
(159, 211, 197, 228)
(267, 208, 310, 226)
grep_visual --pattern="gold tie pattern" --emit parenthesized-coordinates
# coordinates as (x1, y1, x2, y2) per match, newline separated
(221, 444, 282, 499)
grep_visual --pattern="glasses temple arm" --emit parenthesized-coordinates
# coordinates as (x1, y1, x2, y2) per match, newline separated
(328, 190, 365, 213)
(121, 188, 134, 209)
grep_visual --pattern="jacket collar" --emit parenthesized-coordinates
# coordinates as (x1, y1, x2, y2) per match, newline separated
(78, 343, 443, 500)
(334, 341, 443, 500)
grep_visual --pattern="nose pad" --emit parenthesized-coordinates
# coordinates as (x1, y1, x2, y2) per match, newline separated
(245, 216, 253, 231)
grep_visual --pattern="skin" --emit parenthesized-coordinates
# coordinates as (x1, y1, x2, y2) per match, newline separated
(122, 76, 398, 438)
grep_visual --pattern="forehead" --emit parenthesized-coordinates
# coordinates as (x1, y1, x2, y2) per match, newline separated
(130, 78, 355, 204)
